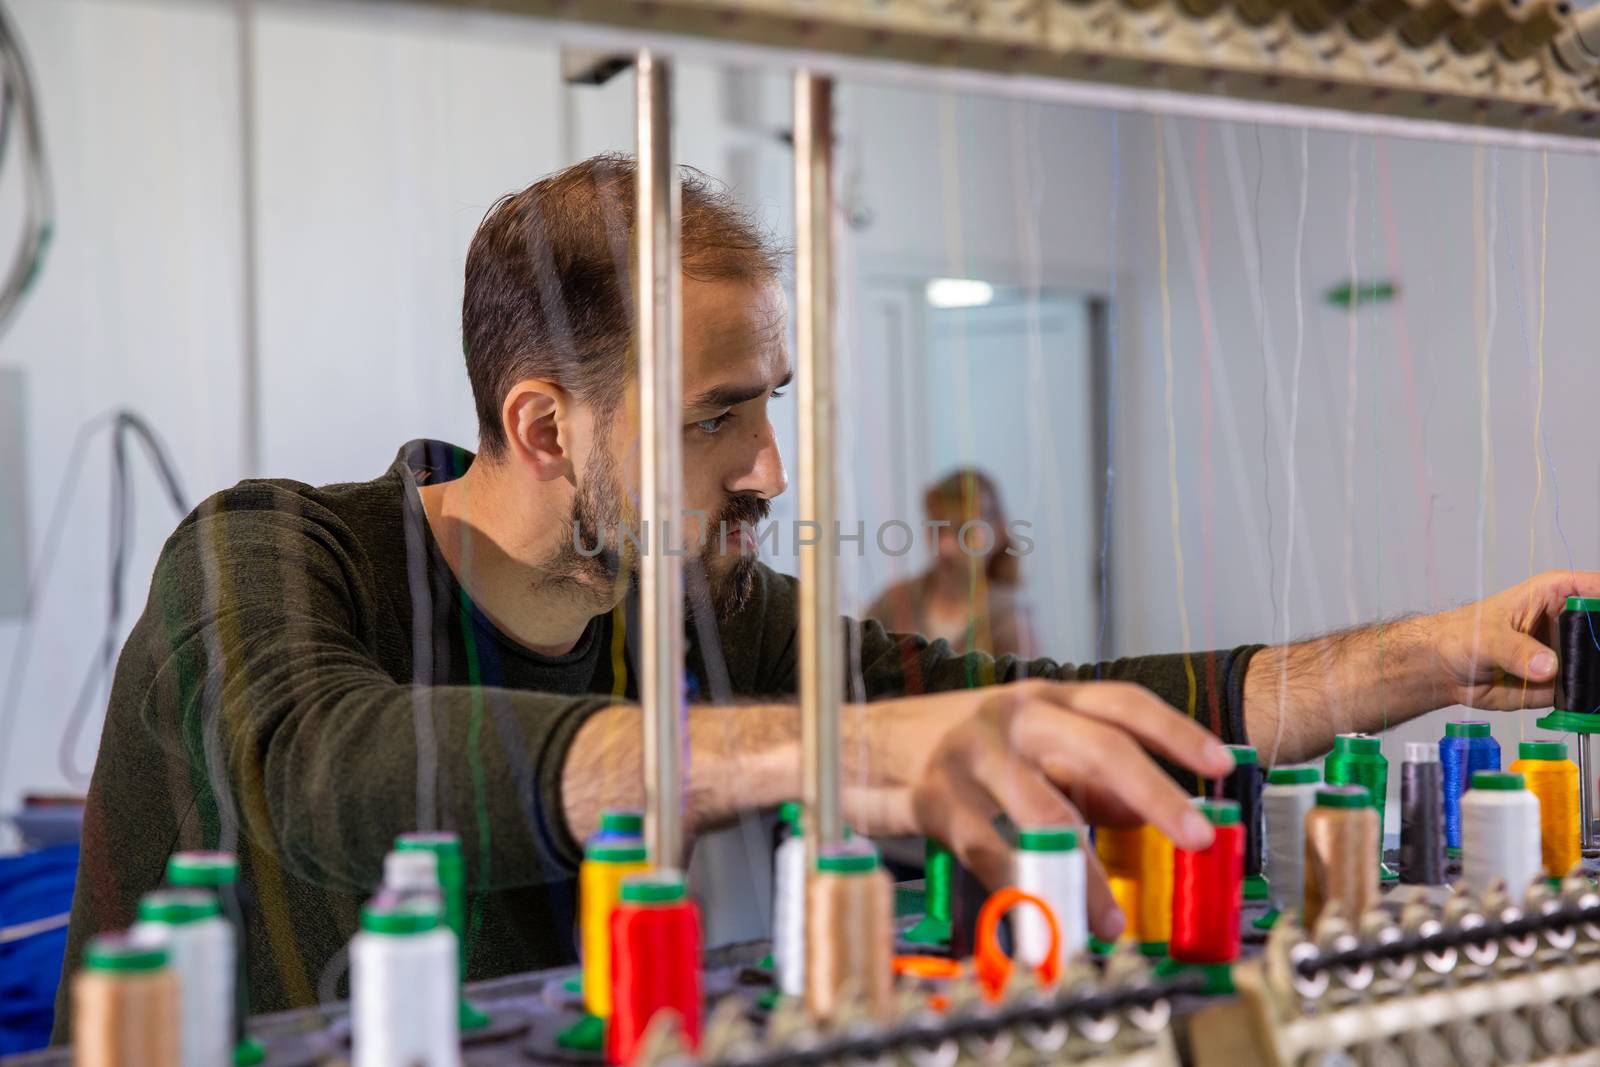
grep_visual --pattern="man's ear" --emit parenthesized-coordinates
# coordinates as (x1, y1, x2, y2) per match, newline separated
(501, 379, 572, 481)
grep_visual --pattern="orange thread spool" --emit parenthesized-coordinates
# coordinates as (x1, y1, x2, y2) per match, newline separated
(973, 887, 1060, 1001)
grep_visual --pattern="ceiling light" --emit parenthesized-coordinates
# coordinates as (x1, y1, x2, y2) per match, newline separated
(925, 277, 994, 309)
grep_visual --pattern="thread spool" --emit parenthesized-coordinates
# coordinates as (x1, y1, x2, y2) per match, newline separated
(771, 803, 806, 997)
(1499, 0, 1572, 59)
(804, 842, 893, 1024)
(1511, 741, 1581, 879)
(1011, 826, 1087, 970)
(1440, 721, 1502, 852)
(905, 839, 953, 945)
(166, 852, 258, 1065)
(395, 831, 486, 1030)
(1400, 742, 1447, 886)
(1556, 596, 1600, 714)
(581, 839, 649, 1020)
(1346, 0, 1425, 38)
(1095, 824, 1173, 951)
(1221, 745, 1267, 900)
(73, 934, 178, 1067)
(1462, 771, 1544, 897)
(351, 892, 458, 1067)
(130, 890, 231, 1067)
(1262, 766, 1319, 922)
(1305, 785, 1378, 929)
(1325, 733, 1392, 880)
(608, 872, 703, 1063)
(1171, 800, 1244, 964)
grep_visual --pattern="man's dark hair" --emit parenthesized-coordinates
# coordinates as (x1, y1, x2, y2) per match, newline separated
(462, 153, 785, 461)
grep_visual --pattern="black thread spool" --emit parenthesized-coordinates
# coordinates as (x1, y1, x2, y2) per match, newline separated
(1221, 745, 1267, 898)
(1556, 597, 1600, 715)
(1400, 742, 1446, 885)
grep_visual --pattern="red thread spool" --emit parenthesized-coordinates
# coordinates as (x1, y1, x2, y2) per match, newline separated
(606, 872, 702, 1064)
(1170, 799, 1244, 964)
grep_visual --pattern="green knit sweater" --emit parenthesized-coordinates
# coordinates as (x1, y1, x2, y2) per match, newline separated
(54, 440, 1258, 1032)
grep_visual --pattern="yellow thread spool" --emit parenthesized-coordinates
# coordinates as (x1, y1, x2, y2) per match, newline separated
(579, 838, 649, 1018)
(1511, 740, 1581, 880)
(1095, 824, 1173, 946)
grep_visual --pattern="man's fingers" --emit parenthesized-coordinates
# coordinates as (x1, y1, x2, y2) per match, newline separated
(912, 778, 1011, 891)
(1025, 681, 1234, 780)
(1482, 628, 1558, 687)
(964, 745, 1123, 938)
(1026, 716, 1215, 851)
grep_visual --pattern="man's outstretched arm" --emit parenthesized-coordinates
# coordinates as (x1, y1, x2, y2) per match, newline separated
(1243, 569, 1600, 763)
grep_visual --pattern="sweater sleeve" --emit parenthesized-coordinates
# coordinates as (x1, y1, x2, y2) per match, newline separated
(745, 565, 1260, 748)
(137, 497, 614, 893)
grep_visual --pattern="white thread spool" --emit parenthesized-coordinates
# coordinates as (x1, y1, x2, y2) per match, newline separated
(1011, 826, 1087, 968)
(130, 888, 233, 1067)
(1461, 770, 1543, 899)
(1262, 765, 1320, 917)
(772, 801, 807, 997)
(385, 847, 440, 893)
(352, 892, 460, 1067)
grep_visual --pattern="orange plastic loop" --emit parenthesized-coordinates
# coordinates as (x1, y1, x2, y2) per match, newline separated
(972, 887, 1060, 1001)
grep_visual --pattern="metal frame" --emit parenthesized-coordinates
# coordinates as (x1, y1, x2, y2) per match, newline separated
(636, 48, 687, 871)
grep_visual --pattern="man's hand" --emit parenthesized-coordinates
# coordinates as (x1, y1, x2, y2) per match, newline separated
(848, 679, 1235, 941)
(1429, 569, 1600, 711)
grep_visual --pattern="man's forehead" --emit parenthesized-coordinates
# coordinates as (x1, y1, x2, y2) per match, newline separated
(683, 277, 790, 393)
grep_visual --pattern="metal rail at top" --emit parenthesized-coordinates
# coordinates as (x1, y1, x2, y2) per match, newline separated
(365, 0, 1600, 152)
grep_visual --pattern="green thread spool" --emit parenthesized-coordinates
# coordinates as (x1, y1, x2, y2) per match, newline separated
(395, 832, 489, 1030)
(1324, 734, 1395, 882)
(905, 839, 953, 944)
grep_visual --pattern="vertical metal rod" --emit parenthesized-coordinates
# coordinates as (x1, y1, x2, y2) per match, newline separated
(1580, 734, 1596, 854)
(636, 50, 685, 870)
(235, 0, 261, 477)
(796, 72, 842, 855)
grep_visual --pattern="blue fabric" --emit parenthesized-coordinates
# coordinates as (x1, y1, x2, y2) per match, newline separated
(0, 843, 78, 1055)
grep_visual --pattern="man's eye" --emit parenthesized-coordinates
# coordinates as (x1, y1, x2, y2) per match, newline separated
(770, 389, 786, 400)
(694, 414, 730, 434)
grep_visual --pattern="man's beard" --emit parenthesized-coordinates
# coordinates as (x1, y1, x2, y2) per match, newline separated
(542, 443, 770, 622)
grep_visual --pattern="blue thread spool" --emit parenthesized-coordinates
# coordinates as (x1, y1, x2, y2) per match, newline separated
(1439, 721, 1501, 853)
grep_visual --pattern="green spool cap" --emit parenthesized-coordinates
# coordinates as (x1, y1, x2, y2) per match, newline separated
(1519, 740, 1569, 761)
(360, 895, 443, 935)
(1316, 785, 1372, 809)
(599, 810, 644, 836)
(1446, 721, 1491, 738)
(620, 872, 688, 904)
(778, 801, 803, 832)
(138, 889, 220, 924)
(167, 851, 239, 887)
(817, 842, 880, 875)
(1333, 733, 1382, 756)
(1195, 799, 1241, 825)
(586, 840, 646, 864)
(1267, 766, 1320, 785)
(1225, 745, 1258, 764)
(1565, 596, 1600, 612)
(1471, 771, 1526, 791)
(85, 934, 168, 974)
(1017, 826, 1080, 852)
(396, 832, 462, 856)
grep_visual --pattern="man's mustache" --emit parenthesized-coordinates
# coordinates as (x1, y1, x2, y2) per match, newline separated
(714, 493, 771, 535)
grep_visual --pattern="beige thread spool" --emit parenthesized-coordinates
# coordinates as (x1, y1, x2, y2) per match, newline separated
(804, 841, 893, 1023)
(73, 933, 179, 1067)
(1304, 785, 1379, 929)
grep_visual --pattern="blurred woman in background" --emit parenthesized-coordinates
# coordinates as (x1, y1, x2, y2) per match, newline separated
(867, 468, 1034, 658)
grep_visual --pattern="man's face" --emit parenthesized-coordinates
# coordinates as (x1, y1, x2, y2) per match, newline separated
(563, 275, 790, 618)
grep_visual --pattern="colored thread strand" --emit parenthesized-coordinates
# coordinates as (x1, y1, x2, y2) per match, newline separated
(1521, 154, 1549, 713)
(1273, 128, 1311, 772)
(1155, 119, 1198, 733)
(1342, 135, 1360, 628)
